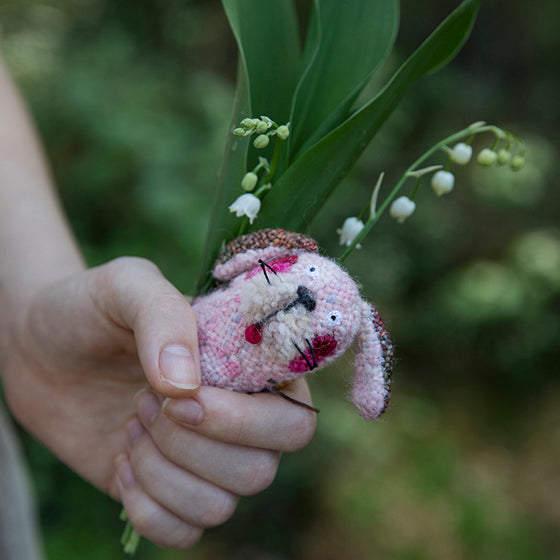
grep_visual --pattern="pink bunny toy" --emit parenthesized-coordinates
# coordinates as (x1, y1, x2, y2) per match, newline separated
(192, 229, 393, 420)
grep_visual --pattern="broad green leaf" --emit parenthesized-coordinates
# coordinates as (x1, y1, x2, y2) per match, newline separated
(289, 0, 399, 159)
(195, 0, 301, 293)
(195, 60, 250, 294)
(222, 0, 299, 121)
(254, 0, 481, 231)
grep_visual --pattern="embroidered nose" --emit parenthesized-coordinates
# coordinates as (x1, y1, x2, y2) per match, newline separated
(297, 285, 316, 312)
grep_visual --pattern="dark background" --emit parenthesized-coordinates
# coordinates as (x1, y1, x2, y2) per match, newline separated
(1, 1, 559, 558)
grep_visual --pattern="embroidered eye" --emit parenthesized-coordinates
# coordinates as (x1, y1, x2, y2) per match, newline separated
(306, 265, 319, 277)
(327, 311, 342, 326)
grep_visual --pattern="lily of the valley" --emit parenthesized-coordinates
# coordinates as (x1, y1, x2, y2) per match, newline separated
(337, 217, 365, 247)
(448, 142, 473, 165)
(229, 193, 261, 224)
(390, 196, 416, 223)
(431, 170, 455, 196)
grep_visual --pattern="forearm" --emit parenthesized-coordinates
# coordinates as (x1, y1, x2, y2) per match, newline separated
(0, 56, 84, 362)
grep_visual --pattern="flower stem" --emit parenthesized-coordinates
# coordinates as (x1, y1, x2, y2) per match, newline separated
(339, 124, 498, 262)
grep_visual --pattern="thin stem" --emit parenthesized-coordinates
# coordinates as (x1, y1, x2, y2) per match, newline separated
(261, 136, 283, 185)
(339, 124, 498, 261)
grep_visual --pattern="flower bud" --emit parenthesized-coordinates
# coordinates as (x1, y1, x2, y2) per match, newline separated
(240, 118, 257, 129)
(431, 170, 455, 196)
(253, 134, 270, 149)
(497, 149, 511, 166)
(233, 127, 245, 136)
(276, 125, 290, 140)
(389, 196, 416, 223)
(511, 155, 525, 171)
(477, 148, 498, 167)
(255, 120, 268, 133)
(241, 171, 258, 192)
(449, 142, 473, 165)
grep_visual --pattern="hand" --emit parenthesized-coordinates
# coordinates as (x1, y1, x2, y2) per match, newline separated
(119, 381, 315, 547)
(1, 257, 316, 548)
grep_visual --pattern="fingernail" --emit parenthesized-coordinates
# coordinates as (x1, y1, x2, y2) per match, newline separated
(159, 345, 200, 389)
(126, 417, 144, 446)
(136, 390, 160, 426)
(164, 398, 204, 426)
(116, 455, 135, 489)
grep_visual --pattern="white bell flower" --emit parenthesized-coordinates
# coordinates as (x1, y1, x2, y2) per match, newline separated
(337, 217, 365, 247)
(449, 142, 473, 165)
(229, 193, 261, 224)
(431, 170, 455, 196)
(389, 196, 416, 223)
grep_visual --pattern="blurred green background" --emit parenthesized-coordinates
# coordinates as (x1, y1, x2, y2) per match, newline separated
(1, 0, 559, 558)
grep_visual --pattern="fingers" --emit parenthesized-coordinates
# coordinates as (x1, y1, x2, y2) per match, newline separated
(163, 379, 317, 452)
(115, 454, 203, 549)
(90, 257, 201, 398)
(135, 390, 281, 496)
(118, 381, 316, 547)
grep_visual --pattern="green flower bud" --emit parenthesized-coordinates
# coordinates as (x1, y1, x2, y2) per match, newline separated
(241, 171, 258, 191)
(477, 148, 498, 167)
(276, 125, 290, 140)
(511, 155, 525, 171)
(255, 120, 268, 133)
(241, 117, 254, 128)
(240, 118, 256, 129)
(253, 134, 270, 149)
(497, 149, 511, 166)
(233, 127, 245, 136)
(260, 116, 274, 128)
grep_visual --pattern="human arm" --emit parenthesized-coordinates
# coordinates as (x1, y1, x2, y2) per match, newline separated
(0, 56, 316, 548)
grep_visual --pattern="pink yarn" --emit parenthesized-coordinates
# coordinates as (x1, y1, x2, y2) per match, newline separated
(192, 230, 393, 419)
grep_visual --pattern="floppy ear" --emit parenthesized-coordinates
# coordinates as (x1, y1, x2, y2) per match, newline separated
(351, 302, 394, 420)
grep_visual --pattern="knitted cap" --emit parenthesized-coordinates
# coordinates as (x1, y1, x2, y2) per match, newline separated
(213, 229, 318, 282)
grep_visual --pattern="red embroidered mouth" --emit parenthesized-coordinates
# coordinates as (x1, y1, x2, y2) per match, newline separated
(288, 335, 337, 373)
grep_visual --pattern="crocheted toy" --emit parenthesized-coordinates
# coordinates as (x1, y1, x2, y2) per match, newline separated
(192, 229, 393, 419)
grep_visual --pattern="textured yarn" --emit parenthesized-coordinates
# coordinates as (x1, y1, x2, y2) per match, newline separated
(192, 229, 393, 419)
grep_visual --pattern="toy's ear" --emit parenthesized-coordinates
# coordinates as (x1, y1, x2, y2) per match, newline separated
(213, 229, 318, 282)
(351, 301, 394, 420)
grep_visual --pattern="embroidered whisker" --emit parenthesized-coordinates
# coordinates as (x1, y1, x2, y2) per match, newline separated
(258, 259, 278, 285)
(293, 341, 315, 372)
(305, 338, 318, 369)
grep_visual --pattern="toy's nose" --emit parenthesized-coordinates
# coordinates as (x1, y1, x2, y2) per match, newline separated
(297, 285, 316, 312)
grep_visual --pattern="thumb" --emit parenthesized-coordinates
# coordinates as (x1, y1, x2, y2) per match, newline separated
(94, 257, 201, 398)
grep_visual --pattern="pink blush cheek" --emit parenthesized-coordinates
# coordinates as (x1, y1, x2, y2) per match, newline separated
(245, 324, 263, 344)
(269, 254, 298, 273)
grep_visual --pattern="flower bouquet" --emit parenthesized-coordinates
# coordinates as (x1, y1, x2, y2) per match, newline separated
(121, 0, 525, 553)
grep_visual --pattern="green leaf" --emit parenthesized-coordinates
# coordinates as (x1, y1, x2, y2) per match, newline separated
(254, 0, 481, 231)
(195, 0, 301, 293)
(289, 0, 400, 159)
(222, 0, 299, 122)
(194, 61, 251, 294)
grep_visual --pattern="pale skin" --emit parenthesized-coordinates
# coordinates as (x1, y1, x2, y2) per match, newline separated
(0, 57, 316, 548)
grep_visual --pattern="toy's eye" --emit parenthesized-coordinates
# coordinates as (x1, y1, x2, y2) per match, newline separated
(306, 265, 319, 277)
(327, 311, 342, 326)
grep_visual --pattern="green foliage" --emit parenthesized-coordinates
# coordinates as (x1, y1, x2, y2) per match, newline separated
(1, 1, 559, 559)
(196, 0, 480, 293)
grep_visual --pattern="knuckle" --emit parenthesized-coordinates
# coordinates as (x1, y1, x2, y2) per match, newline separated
(196, 490, 239, 528)
(236, 451, 279, 496)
